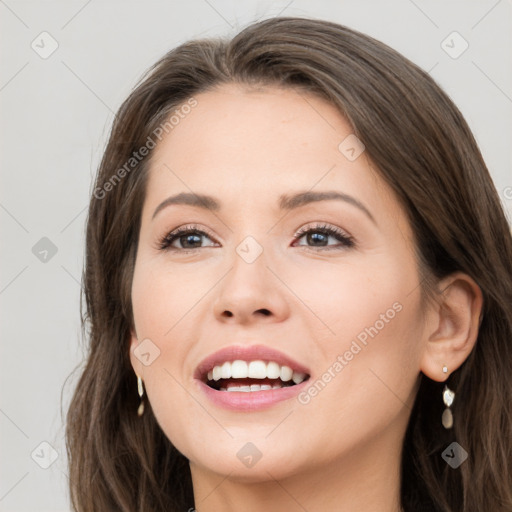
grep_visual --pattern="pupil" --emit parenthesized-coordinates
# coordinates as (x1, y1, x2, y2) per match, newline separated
(182, 234, 201, 248)
(308, 232, 327, 246)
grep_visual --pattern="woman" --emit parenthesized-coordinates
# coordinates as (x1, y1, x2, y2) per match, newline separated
(65, 16, 512, 512)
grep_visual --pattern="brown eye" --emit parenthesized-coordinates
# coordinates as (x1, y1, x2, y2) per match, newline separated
(158, 225, 218, 251)
(293, 224, 355, 250)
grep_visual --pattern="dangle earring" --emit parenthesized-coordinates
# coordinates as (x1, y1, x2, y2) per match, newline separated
(137, 375, 145, 417)
(441, 365, 454, 429)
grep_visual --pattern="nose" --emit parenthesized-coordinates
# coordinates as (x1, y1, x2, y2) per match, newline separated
(213, 246, 290, 325)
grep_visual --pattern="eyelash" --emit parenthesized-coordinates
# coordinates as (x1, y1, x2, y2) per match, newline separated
(157, 223, 355, 253)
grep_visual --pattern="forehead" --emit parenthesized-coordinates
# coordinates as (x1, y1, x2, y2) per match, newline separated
(143, 83, 405, 230)
(148, 84, 362, 184)
(164, 83, 350, 150)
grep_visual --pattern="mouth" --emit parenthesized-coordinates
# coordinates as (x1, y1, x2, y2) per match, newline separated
(204, 360, 310, 392)
(195, 345, 311, 393)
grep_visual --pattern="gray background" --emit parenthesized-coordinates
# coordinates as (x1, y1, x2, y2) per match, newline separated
(1, 1, 511, 510)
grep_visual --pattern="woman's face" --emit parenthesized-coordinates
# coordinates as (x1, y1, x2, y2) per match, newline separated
(130, 84, 428, 482)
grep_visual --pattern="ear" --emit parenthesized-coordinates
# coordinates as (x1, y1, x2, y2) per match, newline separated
(420, 272, 483, 382)
(129, 327, 144, 379)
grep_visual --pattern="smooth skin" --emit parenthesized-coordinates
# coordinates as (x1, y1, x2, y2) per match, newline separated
(129, 84, 483, 512)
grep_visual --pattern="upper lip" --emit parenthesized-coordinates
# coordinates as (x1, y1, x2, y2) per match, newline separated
(194, 344, 311, 381)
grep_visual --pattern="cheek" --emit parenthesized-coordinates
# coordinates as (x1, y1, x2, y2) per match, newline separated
(290, 253, 423, 407)
(131, 261, 205, 337)
(130, 263, 191, 394)
(130, 263, 204, 453)
(293, 297, 422, 463)
(287, 252, 415, 344)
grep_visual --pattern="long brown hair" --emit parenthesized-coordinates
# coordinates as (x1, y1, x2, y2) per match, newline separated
(65, 16, 512, 511)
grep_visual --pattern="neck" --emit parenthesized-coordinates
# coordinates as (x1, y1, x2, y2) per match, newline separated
(189, 421, 404, 512)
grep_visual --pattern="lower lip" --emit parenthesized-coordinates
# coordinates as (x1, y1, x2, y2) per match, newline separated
(196, 379, 309, 411)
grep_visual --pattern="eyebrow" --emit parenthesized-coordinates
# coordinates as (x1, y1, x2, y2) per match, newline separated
(151, 190, 376, 224)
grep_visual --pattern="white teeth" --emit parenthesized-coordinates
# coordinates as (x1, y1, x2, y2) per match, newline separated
(291, 371, 306, 384)
(212, 365, 222, 381)
(221, 361, 231, 379)
(207, 360, 308, 386)
(220, 383, 281, 392)
(230, 360, 248, 379)
(280, 365, 293, 382)
(248, 360, 267, 379)
(292, 371, 306, 384)
(266, 361, 281, 379)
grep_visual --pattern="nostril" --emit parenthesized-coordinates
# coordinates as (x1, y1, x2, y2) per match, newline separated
(221, 309, 271, 318)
